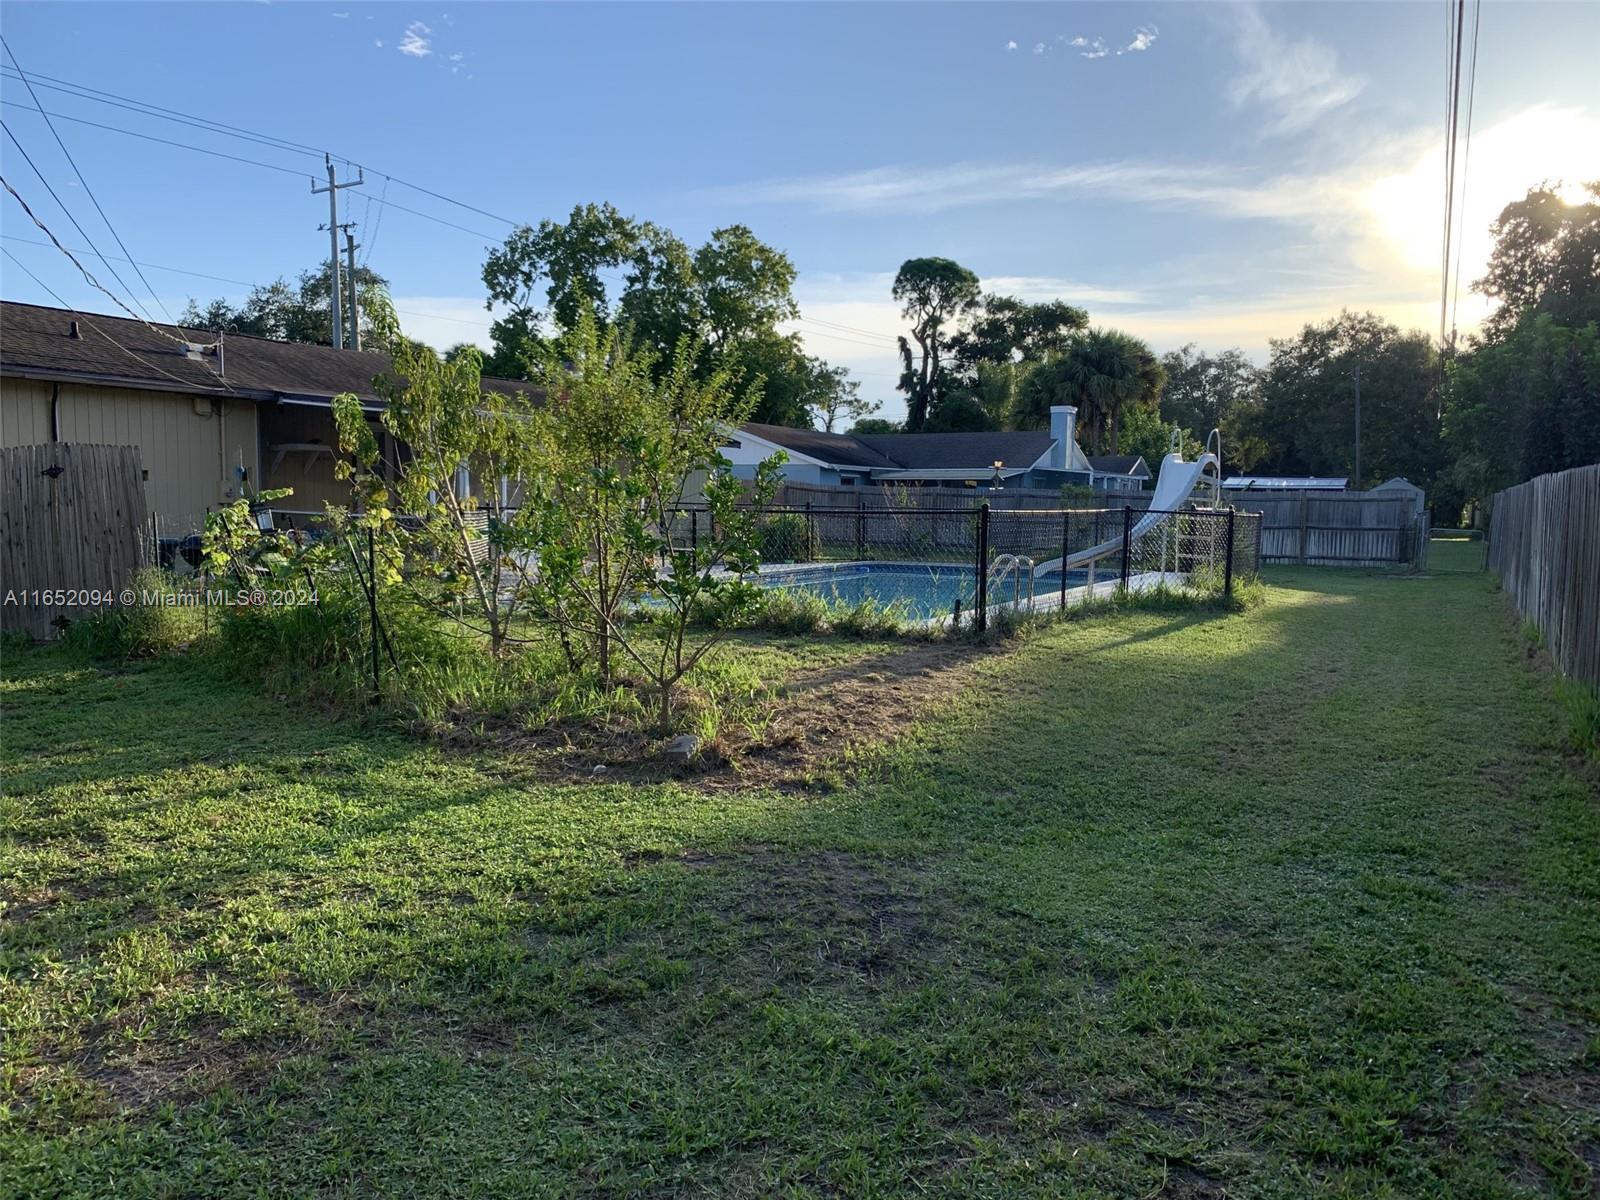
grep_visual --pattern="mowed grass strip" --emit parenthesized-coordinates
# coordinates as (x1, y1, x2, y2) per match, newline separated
(1, 566, 1596, 1198)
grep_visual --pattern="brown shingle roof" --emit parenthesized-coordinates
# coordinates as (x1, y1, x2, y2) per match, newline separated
(856, 430, 1055, 471)
(0, 300, 534, 404)
(738, 422, 900, 469)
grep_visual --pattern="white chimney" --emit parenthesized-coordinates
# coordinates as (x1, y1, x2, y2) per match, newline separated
(1049, 405, 1077, 470)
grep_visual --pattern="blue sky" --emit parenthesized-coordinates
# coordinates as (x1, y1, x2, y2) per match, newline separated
(2, 1, 1597, 420)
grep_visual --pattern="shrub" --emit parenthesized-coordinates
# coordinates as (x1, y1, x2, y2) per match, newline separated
(758, 513, 812, 564)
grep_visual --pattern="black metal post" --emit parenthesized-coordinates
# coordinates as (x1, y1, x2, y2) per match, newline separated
(367, 527, 381, 705)
(804, 500, 815, 562)
(855, 496, 865, 562)
(690, 509, 698, 556)
(975, 503, 990, 633)
(1119, 504, 1133, 590)
(1059, 509, 1069, 610)
(1224, 508, 1237, 597)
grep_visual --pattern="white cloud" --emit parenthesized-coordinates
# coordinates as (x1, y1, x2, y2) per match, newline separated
(1225, 5, 1363, 134)
(398, 21, 433, 58)
(374, 40, 383, 48)
(331, 11, 349, 18)
(1078, 38, 1110, 60)
(706, 159, 1346, 220)
(982, 275, 1145, 307)
(711, 105, 1599, 350)
(1123, 25, 1158, 53)
(1032, 42, 1045, 55)
(1006, 40, 1018, 52)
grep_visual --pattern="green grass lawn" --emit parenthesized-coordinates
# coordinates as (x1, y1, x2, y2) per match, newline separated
(3, 566, 1597, 1197)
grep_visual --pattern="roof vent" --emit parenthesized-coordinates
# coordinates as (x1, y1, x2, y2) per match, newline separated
(68, 319, 81, 340)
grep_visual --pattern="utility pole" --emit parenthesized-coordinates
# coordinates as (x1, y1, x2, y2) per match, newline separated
(343, 227, 361, 351)
(311, 154, 362, 349)
(1352, 362, 1362, 490)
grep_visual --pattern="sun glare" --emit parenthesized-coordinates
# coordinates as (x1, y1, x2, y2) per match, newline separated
(1364, 107, 1600, 282)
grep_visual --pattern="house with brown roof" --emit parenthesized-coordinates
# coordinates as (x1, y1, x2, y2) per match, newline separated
(724, 407, 1143, 493)
(0, 300, 532, 531)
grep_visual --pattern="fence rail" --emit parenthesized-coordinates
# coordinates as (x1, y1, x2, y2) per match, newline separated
(1229, 490, 1423, 566)
(1487, 463, 1600, 687)
(1, 442, 149, 640)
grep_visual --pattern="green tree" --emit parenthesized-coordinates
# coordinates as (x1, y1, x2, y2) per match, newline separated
(1118, 404, 1199, 471)
(1019, 329, 1165, 453)
(1475, 181, 1600, 340)
(1257, 311, 1443, 491)
(331, 291, 542, 657)
(482, 204, 841, 429)
(948, 294, 1087, 379)
(521, 305, 783, 717)
(182, 262, 390, 347)
(849, 417, 902, 435)
(892, 257, 981, 431)
(1443, 315, 1600, 510)
(1159, 344, 1268, 472)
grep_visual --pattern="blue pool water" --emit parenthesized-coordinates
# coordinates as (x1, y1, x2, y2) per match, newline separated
(756, 562, 1095, 621)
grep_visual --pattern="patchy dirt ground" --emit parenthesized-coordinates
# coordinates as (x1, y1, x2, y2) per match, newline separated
(434, 639, 998, 790)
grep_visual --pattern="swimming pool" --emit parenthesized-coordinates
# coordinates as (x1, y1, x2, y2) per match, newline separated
(755, 561, 1096, 621)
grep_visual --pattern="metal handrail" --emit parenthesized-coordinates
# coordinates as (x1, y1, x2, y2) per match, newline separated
(986, 554, 1036, 611)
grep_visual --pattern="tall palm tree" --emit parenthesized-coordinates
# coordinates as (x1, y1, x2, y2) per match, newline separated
(1016, 330, 1166, 452)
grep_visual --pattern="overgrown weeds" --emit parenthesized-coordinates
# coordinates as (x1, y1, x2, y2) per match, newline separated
(56, 569, 206, 660)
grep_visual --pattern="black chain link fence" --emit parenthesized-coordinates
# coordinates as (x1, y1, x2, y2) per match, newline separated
(668, 504, 1262, 630)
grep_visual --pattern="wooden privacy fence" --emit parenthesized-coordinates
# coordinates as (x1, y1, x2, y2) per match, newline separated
(0, 443, 149, 640)
(1487, 463, 1600, 687)
(1229, 491, 1423, 567)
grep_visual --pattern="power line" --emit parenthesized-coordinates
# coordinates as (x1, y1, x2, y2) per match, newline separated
(0, 65, 337, 165)
(1449, 0, 1482, 343)
(2, 41, 168, 320)
(1440, 0, 1466, 349)
(0, 170, 221, 362)
(0, 65, 522, 229)
(362, 174, 390, 268)
(1, 120, 157, 322)
(4, 101, 503, 244)
(4, 103, 311, 177)
(1, 246, 231, 393)
(2, 234, 496, 328)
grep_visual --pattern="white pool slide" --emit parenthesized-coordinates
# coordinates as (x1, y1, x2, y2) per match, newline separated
(1033, 448, 1221, 577)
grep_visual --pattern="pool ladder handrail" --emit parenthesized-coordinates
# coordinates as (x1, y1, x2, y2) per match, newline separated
(986, 554, 1036, 612)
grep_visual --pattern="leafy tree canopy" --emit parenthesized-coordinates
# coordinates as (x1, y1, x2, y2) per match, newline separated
(1257, 310, 1443, 491)
(1474, 181, 1600, 339)
(892, 257, 982, 431)
(481, 203, 846, 429)
(1017, 329, 1165, 454)
(182, 262, 390, 347)
(1158, 344, 1269, 473)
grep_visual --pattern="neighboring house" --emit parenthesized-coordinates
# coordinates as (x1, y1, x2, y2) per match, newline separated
(1085, 454, 1151, 494)
(0, 300, 532, 531)
(721, 406, 1142, 493)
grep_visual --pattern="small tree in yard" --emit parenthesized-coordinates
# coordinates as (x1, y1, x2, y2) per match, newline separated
(332, 291, 543, 656)
(524, 305, 785, 726)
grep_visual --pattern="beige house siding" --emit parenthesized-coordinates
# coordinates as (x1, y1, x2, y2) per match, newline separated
(0, 378, 53, 445)
(0, 377, 259, 530)
(259, 402, 358, 515)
